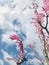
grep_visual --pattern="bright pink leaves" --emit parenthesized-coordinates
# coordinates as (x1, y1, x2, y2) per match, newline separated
(34, 22, 42, 35)
(33, 11, 45, 35)
(10, 34, 20, 41)
(18, 41, 24, 53)
(43, 0, 49, 14)
(10, 34, 24, 59)
(35, 10, 45, 23)
(37, 13, 45, 22)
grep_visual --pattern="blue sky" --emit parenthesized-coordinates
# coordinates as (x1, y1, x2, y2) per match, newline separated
(0, 0, 47, 65)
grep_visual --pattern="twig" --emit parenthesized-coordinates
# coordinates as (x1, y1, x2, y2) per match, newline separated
(7, 57, 27, 65)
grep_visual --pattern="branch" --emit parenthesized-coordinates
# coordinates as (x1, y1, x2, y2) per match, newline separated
(17, 57, 27, 65)
(39, 21, 49, 35)
(38, 22, 45, 29)
(37, 24, 48, 59)
(46, 15, 48, 28)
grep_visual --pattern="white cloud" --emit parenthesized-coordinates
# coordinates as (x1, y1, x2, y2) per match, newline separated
(1, 49, 17, 65)
(27, 58, 41, 64)
(0, 59, 4, 65)
(0, 5, 11, 13)
(27, 58, 47, 65)
(0, 0, 34, 33)
(0, 13, 13, 30)
(1, 49, 12, 59)
(1, 31, 17, 45)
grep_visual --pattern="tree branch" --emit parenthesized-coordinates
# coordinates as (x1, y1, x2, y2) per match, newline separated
(17, 57, 27, 65)
(38, 22, 45, 29)
(46, 15, 48, 28)
(39, 21, 49, 35)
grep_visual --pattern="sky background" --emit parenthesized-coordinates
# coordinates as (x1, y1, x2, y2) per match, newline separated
(0, 0, 48, 65)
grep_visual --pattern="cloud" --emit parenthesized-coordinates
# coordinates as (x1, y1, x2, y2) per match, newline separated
(0, 59, 4, 65)
(1, 49, 17, 65)
(27, 58, 41, 65)
(0, 13, 13, 30)
(1, 31, 17, 45)
(0, 0, 34, 38)
(1, 49, 12, 59)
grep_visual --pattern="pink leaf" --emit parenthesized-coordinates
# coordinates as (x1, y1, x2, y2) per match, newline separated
(34, 10, 45, 23)
(18, 52, 25, 59)
(37, 13, 45, 22)
(10, 34, 20, 41)
(18, 41, 24, 53)
(43, 0, 49, 14)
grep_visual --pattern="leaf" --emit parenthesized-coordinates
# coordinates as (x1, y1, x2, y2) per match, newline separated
(43, 0, 49, 14)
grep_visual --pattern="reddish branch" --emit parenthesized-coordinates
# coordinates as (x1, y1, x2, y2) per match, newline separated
(10, 34, 24, 57)
(9, 34, 27, 65)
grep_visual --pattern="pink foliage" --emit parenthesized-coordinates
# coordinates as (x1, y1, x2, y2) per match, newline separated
(18, 41, 24, 53)
(43, 0, 49, 14)
(35, 13, 45, 22)
(28, 43, 34, 48)
(37, 13, 45, 22)
(10, 34, 24, 59)
(33, 11, 45, 35)
(34, 22, 42, 36)
(10, 34, 20, 41)
(18, 52, 25, 59)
